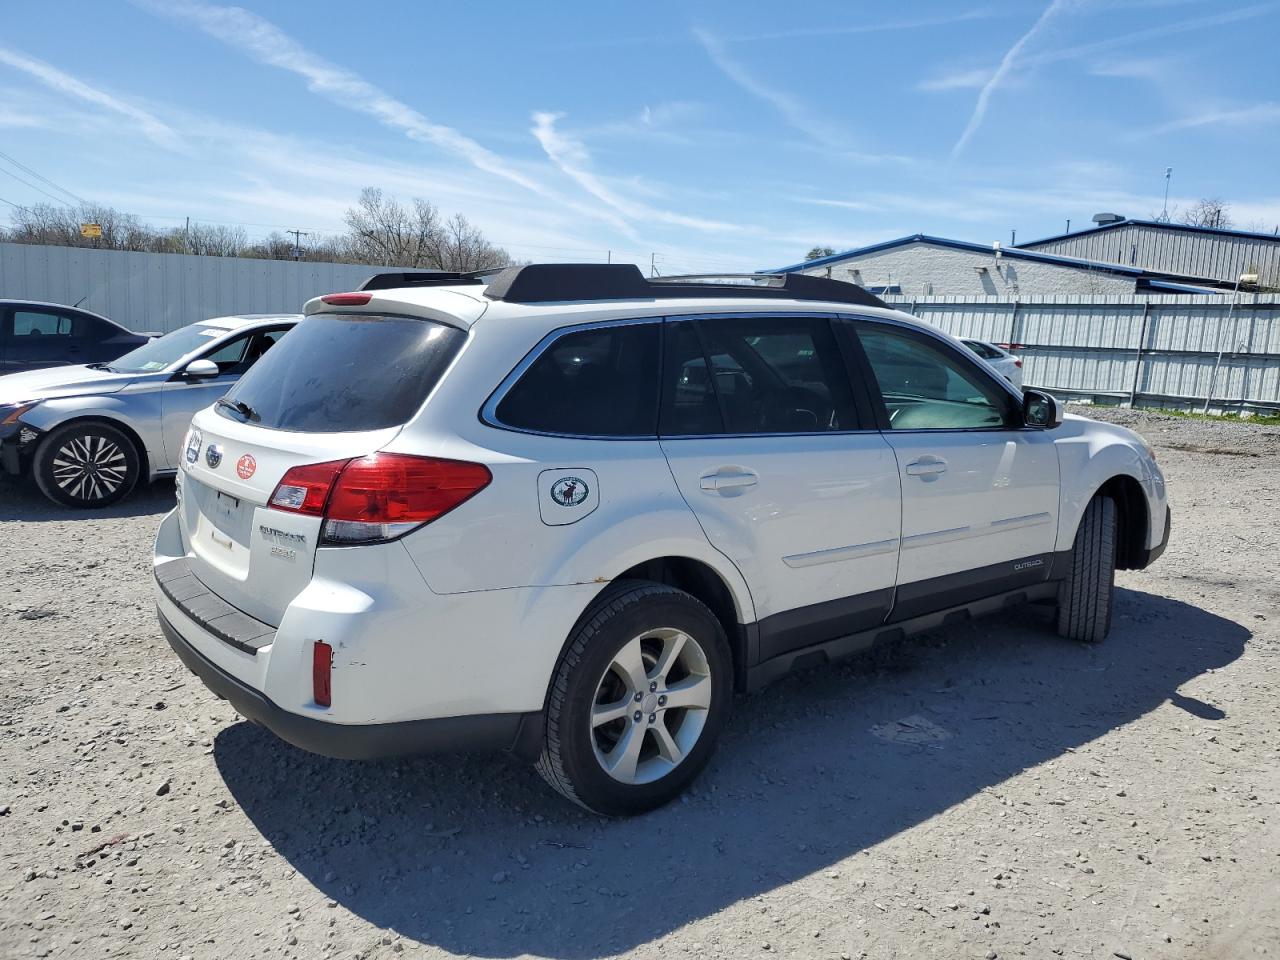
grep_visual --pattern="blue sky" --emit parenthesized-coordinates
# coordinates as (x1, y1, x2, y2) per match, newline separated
(1, 0, 1277, 273)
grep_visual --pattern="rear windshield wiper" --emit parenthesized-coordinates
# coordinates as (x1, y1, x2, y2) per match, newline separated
(86, 362, 117, 372)
(216, 397, 261, 422)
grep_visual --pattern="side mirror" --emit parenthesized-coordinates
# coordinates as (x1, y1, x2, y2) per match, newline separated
(1023, 389, 1062, 429)
(182, 358, 220, 380)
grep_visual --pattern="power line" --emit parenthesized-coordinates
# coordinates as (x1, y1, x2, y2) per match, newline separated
(0, 166, 75, 207)
(0, 151, 86, 205)
(0, 195, 24, 209)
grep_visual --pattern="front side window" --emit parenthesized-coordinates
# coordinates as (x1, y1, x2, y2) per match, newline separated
(857, 324, 1013, 430)
(494, 323, 661, 437)
(660, 316, 858, 436)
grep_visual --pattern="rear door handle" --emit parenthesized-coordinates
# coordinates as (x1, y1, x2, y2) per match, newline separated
(904, 456, 948, 477)
(699, 469, 759, 491)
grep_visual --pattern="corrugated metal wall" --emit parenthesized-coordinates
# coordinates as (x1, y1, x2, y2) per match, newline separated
(0, 242, 399, 333)
(1022, 223, 1280, 287)
(886, 293, 1280, 413)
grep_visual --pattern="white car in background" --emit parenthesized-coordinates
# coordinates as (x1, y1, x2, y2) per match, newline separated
(962, 338, 1023, 388)
(154, 265, 1169, 816)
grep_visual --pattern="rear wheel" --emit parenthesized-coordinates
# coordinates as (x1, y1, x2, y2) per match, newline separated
(1056, 495, 1118, 643)
(535, 581, 732, 816)
(33, 421, 140, 509)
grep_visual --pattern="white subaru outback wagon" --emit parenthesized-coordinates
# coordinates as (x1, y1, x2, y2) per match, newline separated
(154, 264, 1170, 815)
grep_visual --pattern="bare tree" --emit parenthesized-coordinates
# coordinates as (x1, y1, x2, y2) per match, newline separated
(1182, 198, 1233, 230)
(4, 189, 511, 269)
(342, 187, 510, 270)
(6, 201, 152, 250)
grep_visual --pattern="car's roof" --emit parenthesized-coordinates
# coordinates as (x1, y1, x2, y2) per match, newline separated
(1, 299, 119, 325)
(304, 284, 924, 333)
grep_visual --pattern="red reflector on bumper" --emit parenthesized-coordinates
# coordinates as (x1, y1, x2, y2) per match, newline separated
(313, 641, 333, 707)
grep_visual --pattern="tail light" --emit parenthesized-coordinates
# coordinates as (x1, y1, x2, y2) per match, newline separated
(1014, 358, 1023, 368)
(269, 453, 491, 545)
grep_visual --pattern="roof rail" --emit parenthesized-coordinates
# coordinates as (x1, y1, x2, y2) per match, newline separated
(358, 270, 487, 291)
(483, 263, 887, 308)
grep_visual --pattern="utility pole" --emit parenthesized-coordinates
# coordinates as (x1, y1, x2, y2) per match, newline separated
(1066, 219, 1071, 234)
(185, 216, 190, 254)
(650, 252, 656, 277)
(286, 229, 310, 261)
(1161, 167, 1173, 221)
(1010, 229, 1017, 245)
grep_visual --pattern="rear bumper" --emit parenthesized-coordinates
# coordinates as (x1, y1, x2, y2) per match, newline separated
(159, 610, 540, 761)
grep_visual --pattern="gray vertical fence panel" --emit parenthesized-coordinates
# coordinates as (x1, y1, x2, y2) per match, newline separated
(0, 242, 400, 333)
(889, 293, 1280, 410)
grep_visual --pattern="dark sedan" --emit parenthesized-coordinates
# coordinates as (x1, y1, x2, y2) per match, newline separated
(1, 300, 152, 374)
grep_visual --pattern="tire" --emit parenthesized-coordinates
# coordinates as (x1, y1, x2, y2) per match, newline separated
(1056, 495, 1118, 643)
(33, 421, 140, 509)
(535, 581, 733, 816)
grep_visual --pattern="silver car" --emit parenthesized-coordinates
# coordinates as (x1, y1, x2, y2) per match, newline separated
(0, 314, 299, 508)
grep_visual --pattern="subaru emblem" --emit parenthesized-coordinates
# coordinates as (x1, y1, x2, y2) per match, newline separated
(205, 443, 224, 469)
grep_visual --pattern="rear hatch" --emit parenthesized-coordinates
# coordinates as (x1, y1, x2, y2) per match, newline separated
(177, 310, 468, 626)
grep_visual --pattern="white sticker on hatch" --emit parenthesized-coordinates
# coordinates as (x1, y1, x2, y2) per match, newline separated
(538, 468, 599, 526)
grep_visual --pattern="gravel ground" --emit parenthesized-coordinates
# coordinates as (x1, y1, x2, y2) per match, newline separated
(1, 406, 1277, 960)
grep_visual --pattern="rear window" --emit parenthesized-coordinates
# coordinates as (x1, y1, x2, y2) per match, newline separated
(494, 323, 661, 437)
(218, 313, 464, 432)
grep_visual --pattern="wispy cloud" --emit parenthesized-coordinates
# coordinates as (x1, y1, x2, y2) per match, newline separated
(1088, 57, 1172, 81)
(1132, 102, 1280, 137)
(138, 0, 555, 199)
(0, 46, 179, 147)
(918, 67, 993, 92)
(693, 27, 843, 149)
(530, 112, 742, 233)
(952, 0, 1074, 159)
(692, 26, 912, 164)
(718, 9, 998, 42)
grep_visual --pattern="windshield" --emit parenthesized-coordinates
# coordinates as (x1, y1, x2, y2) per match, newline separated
(107, 324, 231, 374)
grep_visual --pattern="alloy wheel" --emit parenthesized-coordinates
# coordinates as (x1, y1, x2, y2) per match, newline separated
(51, 434, 129, 502)
(589, 627, 713, 785)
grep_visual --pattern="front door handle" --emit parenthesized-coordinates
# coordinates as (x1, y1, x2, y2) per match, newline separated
(904, 456, 948, 477)
(699, 468, 759, 491)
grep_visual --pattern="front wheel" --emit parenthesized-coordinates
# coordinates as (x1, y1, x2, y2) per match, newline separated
(535, 582, 732, 816)
(33, 421, 140, 508)
(1056, 495, 1118, 643)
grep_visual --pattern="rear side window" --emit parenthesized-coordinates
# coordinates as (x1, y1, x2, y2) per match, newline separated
(494, 323, 661, 437)
(219, 314, 465, 433)
(661, 316, 859, 435)
(14, 310, 73, 337)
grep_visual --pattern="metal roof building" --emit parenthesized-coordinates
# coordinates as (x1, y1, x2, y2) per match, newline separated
(774, 234, 1229, 300)
(1017, 219, 1280, 289)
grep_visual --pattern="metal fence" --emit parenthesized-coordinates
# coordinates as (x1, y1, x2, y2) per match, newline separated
(0, 242, 397, 334)
(885, 293, 1280, 414)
